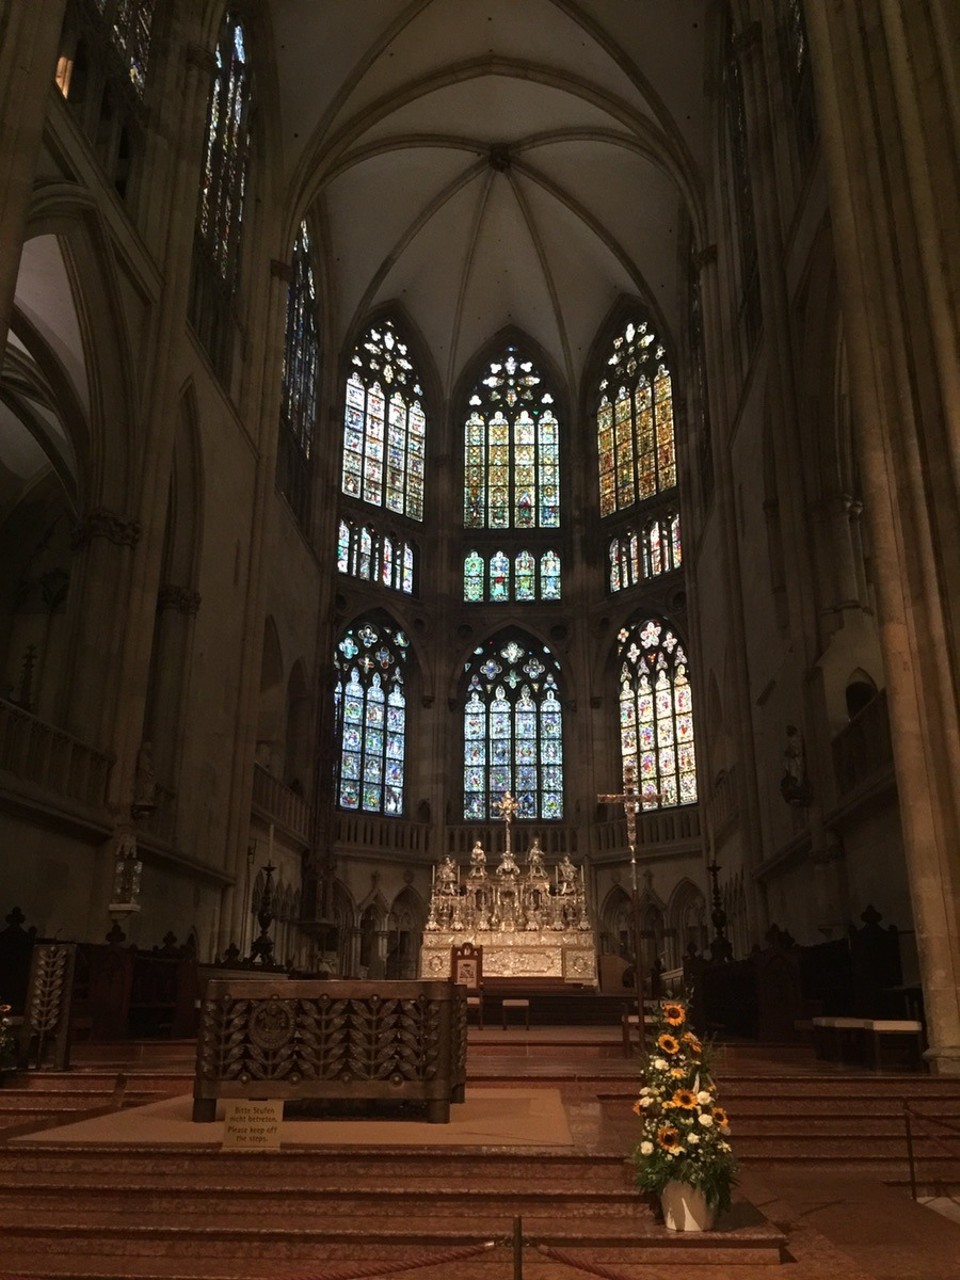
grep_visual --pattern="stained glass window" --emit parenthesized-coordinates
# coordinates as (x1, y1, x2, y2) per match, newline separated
(463, 344, 560, 530)
(336, 519, 416, 594)
(461, 550, 562, 602)
(334, 620, 408, 814)
(197, 16, 251, 282)
(190, 12, 252, 380)
(462, 634, 563, 820)
(609, 515, 681, 591)
(618, 619, 697, 810)
(781, 0, 817, 160)
(278, 221, 320, 527)
(597, 319, 677, 517)
(341, 318, 425, 520)
(111, 0, 154, 93)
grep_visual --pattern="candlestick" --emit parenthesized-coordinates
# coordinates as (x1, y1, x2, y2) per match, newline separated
(267, 822, 274, 862)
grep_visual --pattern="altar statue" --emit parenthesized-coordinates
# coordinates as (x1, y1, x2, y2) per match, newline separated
(469, 840, 487, 876)
(557, 853, 577, 893)
(527, 836, 547, 877)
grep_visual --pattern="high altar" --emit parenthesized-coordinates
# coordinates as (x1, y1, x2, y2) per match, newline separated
(419, 794, 598, 986)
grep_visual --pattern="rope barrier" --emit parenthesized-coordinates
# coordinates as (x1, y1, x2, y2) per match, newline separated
(532, 1243, 639, 1280)
(903, 1101, 960, 1206)
(902, 1104, 960, 1138)
(275, 1240, 496, 1280)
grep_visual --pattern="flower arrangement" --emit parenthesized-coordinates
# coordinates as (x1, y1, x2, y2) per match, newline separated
(631, 999, 737, 1212)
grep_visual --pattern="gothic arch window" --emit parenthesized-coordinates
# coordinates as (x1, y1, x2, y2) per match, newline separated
(463, 343, 560, 530)
(334, 619, 409, 815)
(463, 548, 561, 602)
(279, 221, 320, 528)
(342, 318, 426, 520)
(597, 317, 676, 518)
(189, 11, 253, 381)
(462, 633, 563, 821)
(55, 1, 155, 196)
(618, 618, 697, 809)
(337, 519, 416, 594)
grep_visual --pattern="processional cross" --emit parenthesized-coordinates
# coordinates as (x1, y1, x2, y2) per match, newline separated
(597, 763, 656, 1053)
(496, 790, 519, 856)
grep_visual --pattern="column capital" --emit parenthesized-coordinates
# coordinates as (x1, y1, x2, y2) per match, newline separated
(72, 508, 142, 549)
(157, 584, 202, 615)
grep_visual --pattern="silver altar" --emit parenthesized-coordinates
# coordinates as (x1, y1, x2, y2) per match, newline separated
(419, 827, 598, 986)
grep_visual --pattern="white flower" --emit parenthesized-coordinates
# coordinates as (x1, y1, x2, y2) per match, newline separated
(698, 1113, 714, 1127)
(640, 1141, 654, 1155)
(687, 1133, 700, 1145)
(654, 1058, 669, 1070)
(697, 1090, 712, 1105)
(720, 1141, 731, 1151)
(639, 1086, 651, 1096)
(638, 1096, 654, 1108)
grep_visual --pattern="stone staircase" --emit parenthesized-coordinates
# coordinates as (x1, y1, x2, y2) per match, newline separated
(1, 1036, 959, 1278)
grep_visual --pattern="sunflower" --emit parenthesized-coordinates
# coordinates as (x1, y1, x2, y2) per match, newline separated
(713, 1106, 730, 1127)
(662, 1002, 686, 1026)
(657, 1033, 680, 1055)
(670, 1067, 686, 1079)
(671, 1088, 698, 1110)
(657, 1124, 681, 1151)
(681, 1031, 702, 1053)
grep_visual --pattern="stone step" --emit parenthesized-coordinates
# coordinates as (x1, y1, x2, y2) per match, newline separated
(0, 1146, 628, 1181)
(0, 1182, 644, 1216)
(1, 1212, 785, 1266)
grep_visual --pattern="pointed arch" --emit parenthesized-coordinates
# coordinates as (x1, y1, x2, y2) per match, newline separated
(617, 616, 698, 809)
(460, 627, 563, 821)
(340, 313, 427, 520)
(333, 615, 410, 815)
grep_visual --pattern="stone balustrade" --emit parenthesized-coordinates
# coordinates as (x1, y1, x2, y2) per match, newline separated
(0, 698, 112, 813)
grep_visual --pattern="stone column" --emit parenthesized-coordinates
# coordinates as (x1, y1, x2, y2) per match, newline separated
(61, 508, 141, 746)
(148, 584, 202, 805)
(0, 0, 67, 342)
(693, 244, 764, 949)
(806, 0, 960, 1072)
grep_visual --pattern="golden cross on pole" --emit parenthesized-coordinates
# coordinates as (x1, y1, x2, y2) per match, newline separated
(495, 790, 519, 856)
(597, 763, 655, 1055)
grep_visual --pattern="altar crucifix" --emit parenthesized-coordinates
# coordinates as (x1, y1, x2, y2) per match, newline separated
(597, 762, 652, 1053)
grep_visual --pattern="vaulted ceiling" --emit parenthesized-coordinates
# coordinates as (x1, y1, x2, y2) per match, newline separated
(270, 0, 713, 400)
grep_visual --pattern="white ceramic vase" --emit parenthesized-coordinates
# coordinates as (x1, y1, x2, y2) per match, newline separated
(660, 1179, 717, 1231)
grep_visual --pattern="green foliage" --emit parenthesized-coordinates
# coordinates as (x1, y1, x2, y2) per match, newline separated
(631, 999, 738, 1212)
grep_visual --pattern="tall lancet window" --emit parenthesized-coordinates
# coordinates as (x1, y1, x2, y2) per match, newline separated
(597, 318, 676, 518)
(189, 12, 252, 382)
(334, 620, 408, 815)
(463, 344, 560, 530)
(618, 618, 697, 809)
(341, 318, 426, 521)
(462, 633, 563, 821)
(110, 0, 155, 92)
(279, 221, 320, 528)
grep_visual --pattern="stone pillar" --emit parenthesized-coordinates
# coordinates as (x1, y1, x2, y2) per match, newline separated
(693, 244, 764, 949)
(0, 0, 67, 342)
(806, 0, 960, 1071)
(62, 508, 141, 746)
(148, 584, 202, 802)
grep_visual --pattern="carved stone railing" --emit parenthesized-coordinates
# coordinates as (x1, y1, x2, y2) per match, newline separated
(591, 803, 702, 856)
(252, 764, 310, 843)
(0, 698, 112, 812)
(334, 811, 432, 856)
(193, 978, 467, 1123)
(832, 689, 893, 800)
